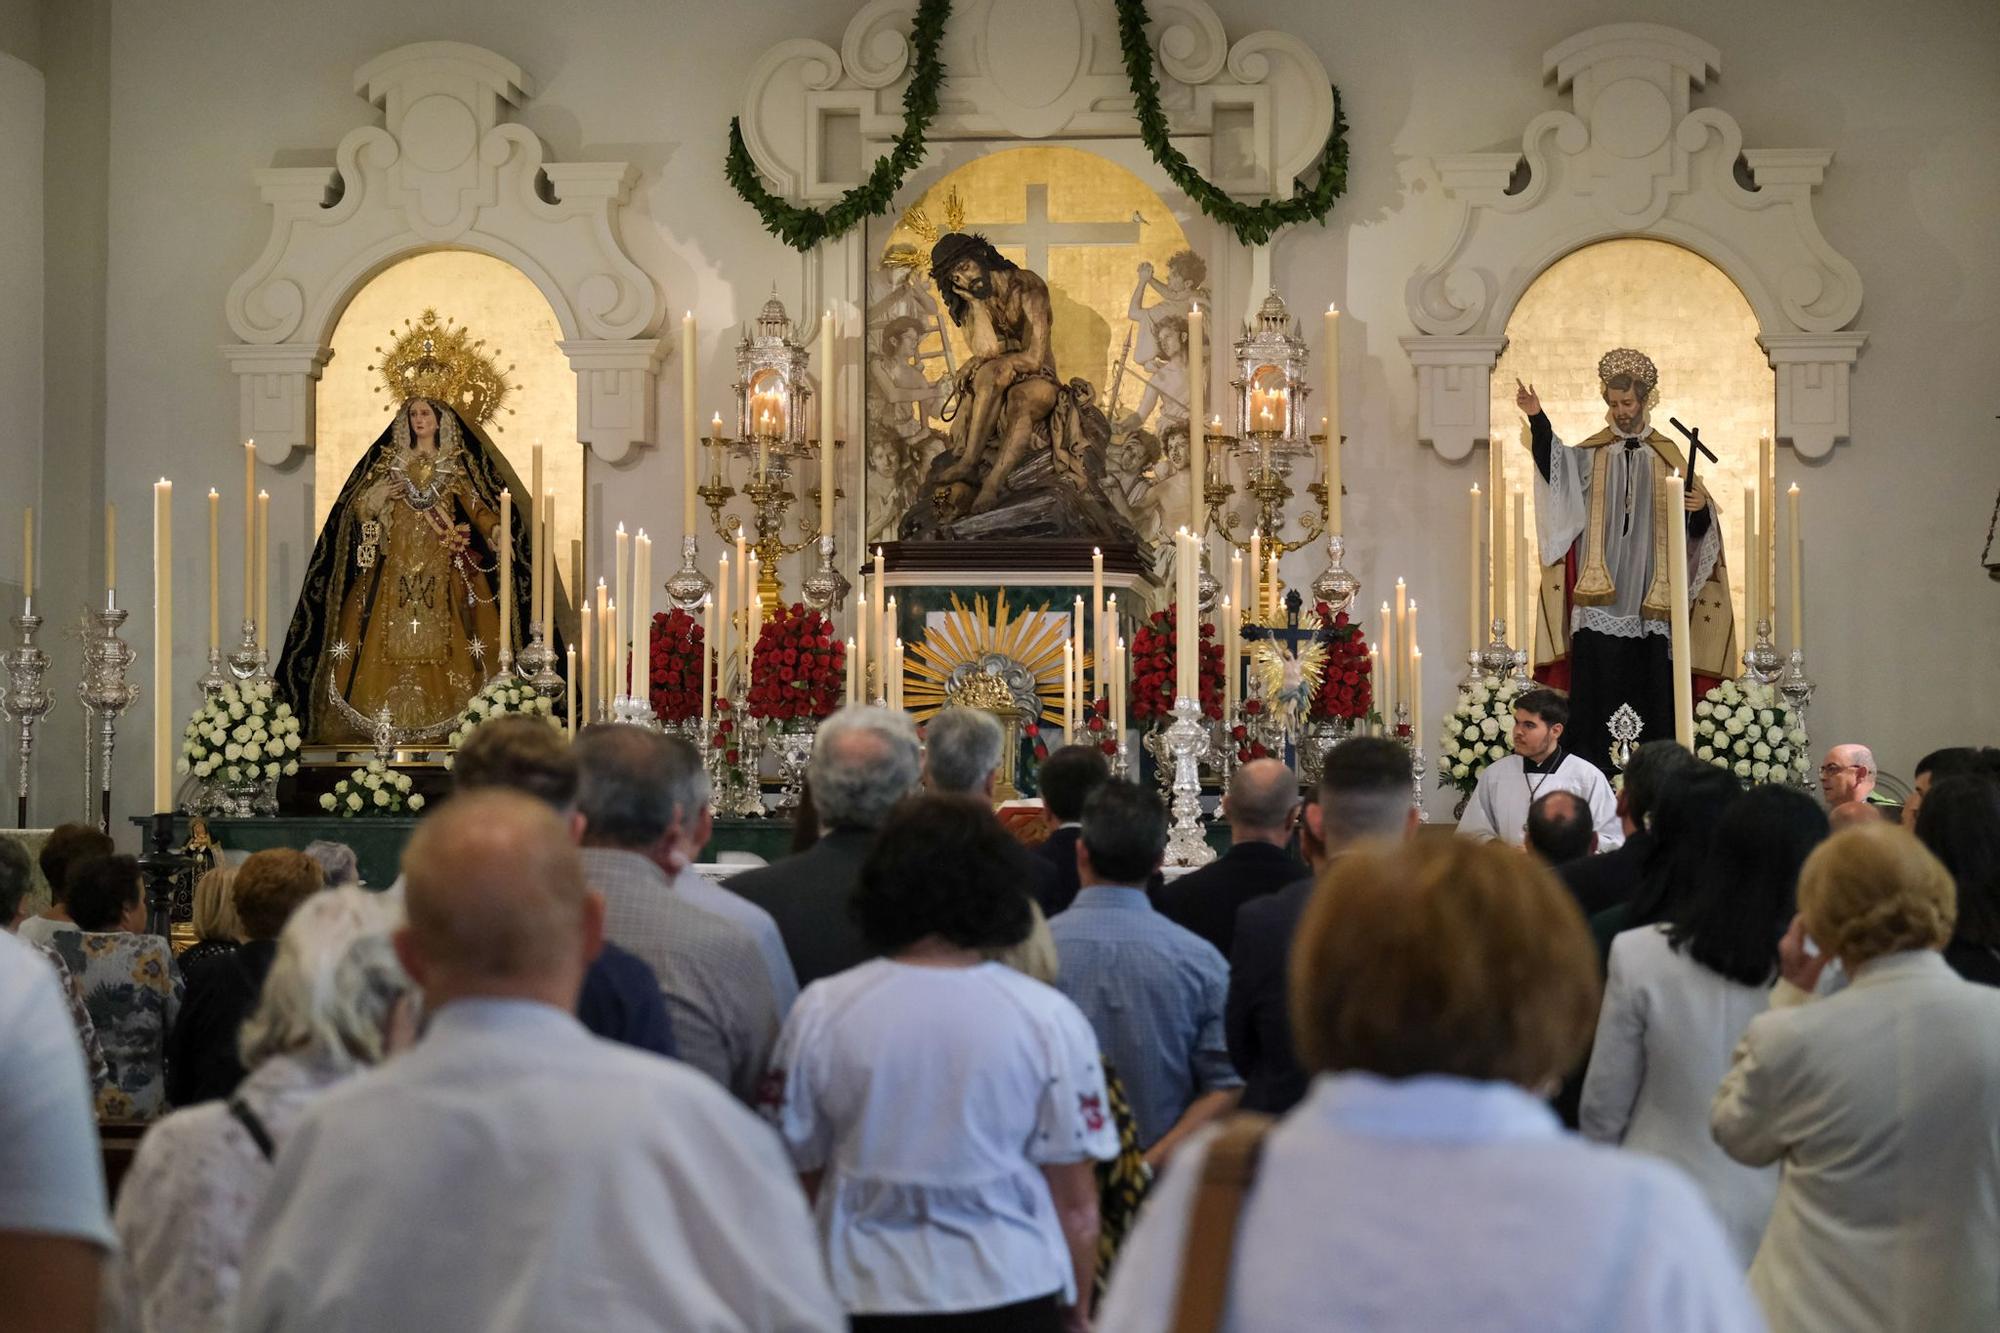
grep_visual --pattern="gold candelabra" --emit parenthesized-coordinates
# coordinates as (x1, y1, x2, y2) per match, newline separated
(698, 432, 841, 605)
(1203, 426, 1335, 560)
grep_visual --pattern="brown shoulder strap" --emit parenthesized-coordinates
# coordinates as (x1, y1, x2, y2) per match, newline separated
(1169, 1112, 1276, 1333)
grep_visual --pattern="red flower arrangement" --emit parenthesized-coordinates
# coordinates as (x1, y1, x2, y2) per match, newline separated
(1023, 697, 1116, 766)
(709, 695, 739, 767)
(648, 609, 706, 724)
(747, 603, 846, 724)
(1310, 604, 1373, 721)
(1231, 697, 1273, 764)
(1128, 606, 1226, 725)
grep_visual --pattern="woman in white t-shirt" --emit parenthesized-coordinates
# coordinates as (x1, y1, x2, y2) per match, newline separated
(762, 794, 1118, 1333)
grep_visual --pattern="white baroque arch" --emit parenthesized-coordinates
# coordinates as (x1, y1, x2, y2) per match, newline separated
(222, 41, 665, 465)
(1399, 23, 1867, 461)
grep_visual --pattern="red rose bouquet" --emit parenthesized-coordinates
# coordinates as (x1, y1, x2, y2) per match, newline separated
(1128, 606, 1225, 725)
(648, 608, 706, 724)
(747, 603, 845, 724)
(1310, 604, 1374, 721)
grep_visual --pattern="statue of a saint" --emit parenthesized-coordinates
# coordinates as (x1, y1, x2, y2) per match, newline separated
(1519, 349, 1737, 771)
(277, 397, 537, 743)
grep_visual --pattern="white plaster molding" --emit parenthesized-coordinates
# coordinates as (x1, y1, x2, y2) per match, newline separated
(222, 41, 664, 461)
(739, 0, 1334, 202)
(1403, 23, 1866, 461)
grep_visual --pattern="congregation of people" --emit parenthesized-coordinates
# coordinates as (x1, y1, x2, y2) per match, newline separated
(4, 696, 2000, 1332)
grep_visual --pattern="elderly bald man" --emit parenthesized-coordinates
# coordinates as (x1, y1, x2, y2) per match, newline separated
(233, 792, 842, 1333)
(1153, 758, 1307, 958)
(1819, 743, 1882, 827)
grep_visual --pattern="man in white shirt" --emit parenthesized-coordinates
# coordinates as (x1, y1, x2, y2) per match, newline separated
(232, 791, 842, 1333)
(0, 931, 116, 1333)
(1457, 687, 1622, 850)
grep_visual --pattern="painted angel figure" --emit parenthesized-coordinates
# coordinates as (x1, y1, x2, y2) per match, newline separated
(1125, 249, 1210, 365)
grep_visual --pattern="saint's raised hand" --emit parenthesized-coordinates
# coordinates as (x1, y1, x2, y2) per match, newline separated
(1515, 378, 1541, 417)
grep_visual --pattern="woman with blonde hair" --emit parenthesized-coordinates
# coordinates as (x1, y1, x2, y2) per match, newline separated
(178, 865, 242, 971)
(111, 887, 410, 1332)
(1099, 838, 1759, 1332)
(1712, 824, 2000, 1331)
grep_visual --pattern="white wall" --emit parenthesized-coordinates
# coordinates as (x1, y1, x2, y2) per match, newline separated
(0, 50, 41, 610)
(76, 0, 2000, 829)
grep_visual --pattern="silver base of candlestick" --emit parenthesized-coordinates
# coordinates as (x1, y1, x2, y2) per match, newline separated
(1163, 697, 1216, 868)
(666, 535, 714, 613)
(1779, 648, 1816, 715)
(1470, 620, 1519, 678)
(196, 646, 231, 699)
(711, 702, 766, 818)
(2, 610, 55, 823)
(801, 535, 851, 616)
(1309, 534, 1362, 617)
(1196, 549, 1221, 617)
(228, 618, 267, 680)
(516, 622, 564, 700)
(1740, 617, 1782, 686)
(610, 692, 660, 729)
(1392, 701, 1430, 822)
(80, 604, 140, 833)
(1110, 735, 1132, 781)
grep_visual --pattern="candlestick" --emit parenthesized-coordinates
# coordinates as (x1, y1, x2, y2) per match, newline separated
(704, 597, 718, 726)
(1467, 485, 1482, 649)
(152, 480, 172, 811)
(497, 489, 513, 665)
(595, 578, 611, 707)
(1323, 303, 1342, 532)
(1406, 599, 1419, 719)
(681, 312, 699, 536)
(1188, 305, 1206, 535)
(844, 634, 856, 706)
(565, 645, 577, 737)
(1514, 486, 1530, 666)
(242, 441, 255, 614)
(1064, 640, 1075, 736)
(614, 524, 630, 693)
(1787, 484, 1803, 652)
(1394, 579, 1409, 708)
(255, 492, 268, 654)
(1742, 486, 1759, 634)
(885, 594, 897, 705)
(1266, 551, 1280, 619)
(1497, 486, 1514, 645)
(1759, 434, 1776, 619)
(819, 310, 836, 535)
(529, 445, 544, 627)
(1378, 601, 1395, 719)
(1247, 529, 1261, 623)
(1665, 472, 1693, 745)
(1091, 546, 1105, 701)
(1488, 441, 1504, 634)
(872, 547, 886, 701)
(1410, 646, 1423, 742)
(579, 602, 594, 722)
(854, 590, 867, 706)
(204, 491, 218, 652)
(1113, 635, 1127, 745)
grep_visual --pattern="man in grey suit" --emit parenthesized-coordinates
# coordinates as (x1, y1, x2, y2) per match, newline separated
(726, 706, 922, 987)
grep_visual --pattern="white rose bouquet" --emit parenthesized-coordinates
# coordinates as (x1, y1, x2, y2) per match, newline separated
(445, 675, 557, 756)
(1437, 672, 1527, 798)
(179, 680, 303, 789)
(319, 759, 423, 818)
(1692, 678, 1810, 786)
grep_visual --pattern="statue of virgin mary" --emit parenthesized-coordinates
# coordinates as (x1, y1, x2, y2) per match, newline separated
(276, 396, 542, 743)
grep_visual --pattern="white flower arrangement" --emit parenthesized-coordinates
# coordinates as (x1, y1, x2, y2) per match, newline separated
(1692, 678, 1810, 786)
(318, 760, 423, 818)
(445, 675, 557, 755)
(1438, 673, 1527, 797)
(179, 680, 302, 786)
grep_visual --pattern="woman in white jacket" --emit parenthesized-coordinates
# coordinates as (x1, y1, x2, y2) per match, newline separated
(1581, 784, 1828, 1263)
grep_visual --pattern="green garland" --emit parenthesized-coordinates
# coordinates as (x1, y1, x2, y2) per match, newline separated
(724, 0, 951, 252)
(725, 0, 1349, 251)
(1113, 0, 1348, 247)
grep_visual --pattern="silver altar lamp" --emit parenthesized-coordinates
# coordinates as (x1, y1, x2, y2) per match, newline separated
(2, 606, 54, 827)
(734, 290, 815, 455)
(1229, 291, 1314, 455)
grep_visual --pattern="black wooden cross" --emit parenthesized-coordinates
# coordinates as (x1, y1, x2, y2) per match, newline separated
(1667, 417, 1721, 489)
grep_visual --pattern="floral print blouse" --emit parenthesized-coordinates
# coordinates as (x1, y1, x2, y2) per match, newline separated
(61, 932, 183, 1120)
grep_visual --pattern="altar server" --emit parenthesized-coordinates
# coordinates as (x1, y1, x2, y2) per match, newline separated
(1457, 687, 1622, 850)
(232, 792, 841, 1333)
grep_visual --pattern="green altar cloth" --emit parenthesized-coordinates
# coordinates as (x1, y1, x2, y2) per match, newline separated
(135, 815, 1234, 890)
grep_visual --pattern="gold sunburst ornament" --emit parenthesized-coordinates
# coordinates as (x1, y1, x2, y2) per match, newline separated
(1248, 605, 1328, 739)
(884, 188, 968, 272)
(903, 592, 1084, 724)
(369, 309, 516, 428)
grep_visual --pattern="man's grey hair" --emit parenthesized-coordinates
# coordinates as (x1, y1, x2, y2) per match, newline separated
(301, 839, 361, 888)
(924, 707, 1005, 796)
(574, 724, 711, 849)
(809, 705, 922, 830)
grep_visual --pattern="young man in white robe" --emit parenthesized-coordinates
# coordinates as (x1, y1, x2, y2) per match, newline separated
(1458, 687, 1622, 851)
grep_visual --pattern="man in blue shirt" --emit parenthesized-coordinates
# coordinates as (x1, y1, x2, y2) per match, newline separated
(1048, 780, 1241, 1167)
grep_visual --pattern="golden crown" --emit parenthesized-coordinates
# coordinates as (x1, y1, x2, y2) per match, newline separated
(369, 309, 515, 428)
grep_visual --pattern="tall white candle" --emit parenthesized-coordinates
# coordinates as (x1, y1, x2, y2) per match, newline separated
(844, 634, 857, 706)
(242, 441, 255, 615)
(1247, 529, 1261, 622)
(747, 554, 762, 680)
(711, 558, 728, 696)
(566, 646, 577, 739)
(1514, 487, 1531, 665)
(614, 525, 630, 696)
(1267, 551, 1281, 618)
(1406, 599, 1419, 714)
(703, 597, 717, 726)
(580, 603, 594, 723)
(498, 489, 513, 657)
(681, 312, 699, 536)
(205, 491, 218, 651)
(152, 479, 172, 812)
(1063, 640, 1075, 735)
(1378, 601, 1395, 719)
(1369, 644, 1382, 726)
(873, 548, 886, 699)
(105, 502, 117, 598)
(1488, 441, 1504, 633)
(1091, 546, 1104, 701)
(1222, 595, 1236, 720)
(884, 595, 897, 705)
(529, 444, 544, 627)
(1323, 304, 1342, 532)
(854, 590, 866, 706)
(255, 492, 269, 654)
(1759, 433, 1776, 619)
(1743, 486, 1759, 632)
(1188, 305, 1205, 533)
(819, 310, 836, 535)
(1394, 579, 1409, 707)
(1497, 486, 1514, 641)
(1113, 635, 1127, 743)
(1787, 484, 1804, 651)
(1410, 646, 1423, 742)
(634, 531, 652, 673)
(1467, 485, 1483, 647)
(1665, 471, 1694, 745)
(604, 598, 616, 704)
(541, 490, 556, 632)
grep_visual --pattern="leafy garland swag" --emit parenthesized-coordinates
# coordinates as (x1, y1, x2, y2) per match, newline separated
(724, 0, 1349, 251)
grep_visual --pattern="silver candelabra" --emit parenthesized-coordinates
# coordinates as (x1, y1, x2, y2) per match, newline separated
(79, 601, 140, 834)
(1309, 533, 1361, 618)
(666, 534, 715, 614)
(1, 607, 54, 827)
(1162, 697, 1216, 868)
